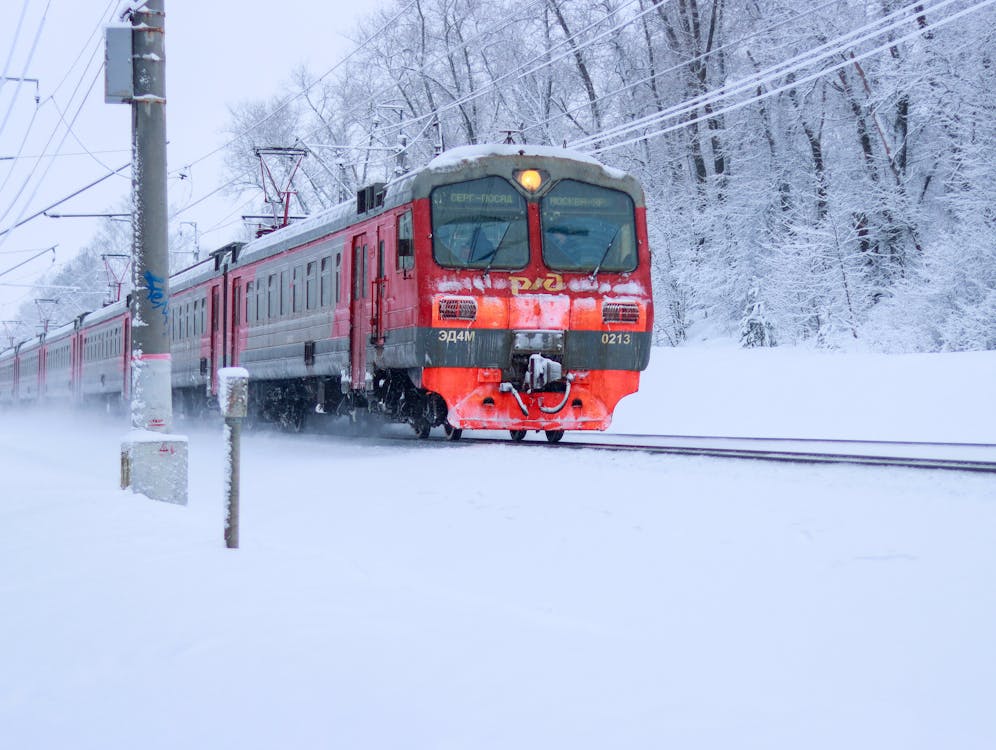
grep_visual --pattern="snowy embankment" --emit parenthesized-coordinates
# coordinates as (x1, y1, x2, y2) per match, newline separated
(1, 345, 994, 750)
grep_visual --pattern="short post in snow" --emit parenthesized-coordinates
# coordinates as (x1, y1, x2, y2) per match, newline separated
(218, 367, 249, 549)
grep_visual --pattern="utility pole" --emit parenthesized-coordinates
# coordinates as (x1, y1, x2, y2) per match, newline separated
(109, 1, 187, 505)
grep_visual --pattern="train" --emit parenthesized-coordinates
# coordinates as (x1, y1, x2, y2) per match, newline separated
(0, 144, 653, 441)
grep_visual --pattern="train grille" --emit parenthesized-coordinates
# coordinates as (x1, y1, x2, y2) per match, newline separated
(439, 297, 478, 321)
(602, 302, 640, 324)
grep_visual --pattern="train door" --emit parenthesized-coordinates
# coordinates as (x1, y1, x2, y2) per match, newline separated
(38, 342, 46, 398)
(71, 328, 80, 401)
(229, 275, 242, 367)
(209, 282, 222, 394)
(371, 234, 386, 347)
(12, 344, 19, 400)
(349, 234, 370, 390)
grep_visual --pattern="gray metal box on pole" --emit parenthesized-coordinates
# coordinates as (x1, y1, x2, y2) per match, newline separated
(104, 26, 133, 104)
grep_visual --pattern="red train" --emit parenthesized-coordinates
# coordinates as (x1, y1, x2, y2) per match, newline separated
(0, 145, 653, 440)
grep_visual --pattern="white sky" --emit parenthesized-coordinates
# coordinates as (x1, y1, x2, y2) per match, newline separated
(0, 0, 379, 324)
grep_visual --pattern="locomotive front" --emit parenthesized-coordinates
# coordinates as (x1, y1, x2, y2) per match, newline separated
(411, 146, 653, 440)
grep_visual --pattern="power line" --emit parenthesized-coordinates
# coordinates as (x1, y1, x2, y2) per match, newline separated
(0, 58, 107, 249)
(0, 0, 52, 140)
(175, 0, 420, 177)
(521, 0, 846, 139)
(0, 245, 56, 279)
(0, 162, 129, 239)
(168, 0, 624, 218)
(571, 0, 970, 150)
(0, 1, 120, 227)
(584, 0, 996, 154)
(0, 0, 32, 99)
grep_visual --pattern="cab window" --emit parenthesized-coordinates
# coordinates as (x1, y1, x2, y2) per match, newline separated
(430, 177, 528, 269)
(540, 180, 637, 273)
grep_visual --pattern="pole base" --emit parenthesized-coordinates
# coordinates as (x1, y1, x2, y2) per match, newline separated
(121, 431, 189, 505)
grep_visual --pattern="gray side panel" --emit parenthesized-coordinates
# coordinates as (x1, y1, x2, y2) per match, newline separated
(564, 331, 652, 371)
(418, 328, 513, 368)
(370, 327, 419, 370)
(239, 338, 349, 380)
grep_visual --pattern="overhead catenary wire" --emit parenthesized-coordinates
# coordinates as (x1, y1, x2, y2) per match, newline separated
(520, 0, 848, 139)
(0, 162, 129, 240)
(174, 0, 420, 178)
(0, 0, 52, 139)
(581, 0, 996, 155)
(0, 53, 107, 249)
(168, 0, 627, 218)
(570, 0, 976, 151)
(0, 0, 32, 97)
(0, 1, 122, 225)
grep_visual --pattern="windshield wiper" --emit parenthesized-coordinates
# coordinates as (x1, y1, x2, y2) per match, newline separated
(481, 222, 512, 277)
(589, 226, 621, 281)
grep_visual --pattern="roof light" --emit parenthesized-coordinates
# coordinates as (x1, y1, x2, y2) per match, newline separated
(515, 169, 545, 192)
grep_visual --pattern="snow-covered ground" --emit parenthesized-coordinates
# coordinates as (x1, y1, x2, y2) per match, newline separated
(1, 345, 994, 749)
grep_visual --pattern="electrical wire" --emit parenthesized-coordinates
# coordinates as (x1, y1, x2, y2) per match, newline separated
(175, 0, 420, 177)
(521, 0, 847, 139)
(571, 0, 974, 150)
(0, 1, 119, 229)
(0, 0, 32, 97)
(0, 162, 129, 240)
(0, 0, 52, 138)
(584, 0, 996, 154)
(168, 0, 629, 218)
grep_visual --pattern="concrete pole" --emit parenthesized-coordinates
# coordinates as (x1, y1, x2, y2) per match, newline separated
(130, 0, 171, 432)
(119, 0, 188, 505)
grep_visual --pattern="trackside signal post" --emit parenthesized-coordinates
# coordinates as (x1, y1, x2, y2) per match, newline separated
(108, 0, 188, 505)
(218, 368, 249, 549)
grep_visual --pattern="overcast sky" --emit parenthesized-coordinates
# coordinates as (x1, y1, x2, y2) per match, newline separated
(0, 0, 379, 325)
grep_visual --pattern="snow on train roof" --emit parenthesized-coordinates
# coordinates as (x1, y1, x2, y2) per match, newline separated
(425, 144, 628, 180)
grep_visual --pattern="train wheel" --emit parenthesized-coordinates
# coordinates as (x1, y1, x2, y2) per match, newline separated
(413, 419, 431, 439)
(509, 430, 527, 441)
(279, 402, 307, 433)
(545, 430, 564, 443)
(443, 423, 463, 441)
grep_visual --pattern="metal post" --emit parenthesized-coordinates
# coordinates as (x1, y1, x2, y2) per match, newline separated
(225, 416, 241, 548)
(113, 0, 188, 505)
(218, 367, 249, 549)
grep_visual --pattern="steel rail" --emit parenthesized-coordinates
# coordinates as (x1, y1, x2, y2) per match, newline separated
(536, 439, 996, 474)
(401, 432, 996, 474)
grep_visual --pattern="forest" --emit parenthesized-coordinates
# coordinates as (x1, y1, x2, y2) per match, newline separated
(23, 0, 996, 351)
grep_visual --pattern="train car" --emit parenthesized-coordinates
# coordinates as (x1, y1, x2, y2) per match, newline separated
(182, 144, 652, 439)
(77, 300, 130, 408)
(15, 336, 43, 403)
(0, 344, 18, 405)
(42, 321, 76, 404)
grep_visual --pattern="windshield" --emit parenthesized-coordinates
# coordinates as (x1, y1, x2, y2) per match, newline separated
(541, 180, 637, 273)
(431, 177, 529, 269)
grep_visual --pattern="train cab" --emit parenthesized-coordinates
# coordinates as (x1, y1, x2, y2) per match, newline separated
(408, 146, 653, 439)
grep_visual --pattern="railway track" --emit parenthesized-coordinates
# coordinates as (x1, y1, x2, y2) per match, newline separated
(421, 431, 996, 473)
